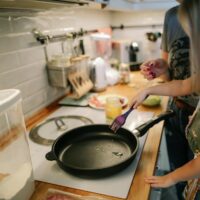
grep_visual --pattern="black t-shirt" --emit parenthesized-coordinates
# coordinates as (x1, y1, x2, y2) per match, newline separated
(161, 6, 198, 106)
(161, 6, 190, 80)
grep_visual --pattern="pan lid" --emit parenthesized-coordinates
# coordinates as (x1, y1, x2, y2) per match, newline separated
(29, 115, 93, 145)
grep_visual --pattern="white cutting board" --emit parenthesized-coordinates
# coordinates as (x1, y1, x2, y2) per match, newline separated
(27, 106, 154, 198)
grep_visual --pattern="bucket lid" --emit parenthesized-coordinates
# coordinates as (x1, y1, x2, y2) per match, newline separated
(0, 89, 21, 113)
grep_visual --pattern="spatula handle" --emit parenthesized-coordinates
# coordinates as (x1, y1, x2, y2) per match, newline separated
(123, 107, 133, 117)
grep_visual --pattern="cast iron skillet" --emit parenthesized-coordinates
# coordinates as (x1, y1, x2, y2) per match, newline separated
(46, 110, 174, 178)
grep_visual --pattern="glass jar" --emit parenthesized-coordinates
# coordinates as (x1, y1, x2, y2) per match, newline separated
(119, 63, 130, 84)
(105, 96, 122, 124)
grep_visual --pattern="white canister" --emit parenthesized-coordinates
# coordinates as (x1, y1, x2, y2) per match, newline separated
(90, 57, 107, 92)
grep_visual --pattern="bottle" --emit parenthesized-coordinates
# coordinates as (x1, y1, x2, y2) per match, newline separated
(90, 57, 107, 92)
(119, 63, 130, 84)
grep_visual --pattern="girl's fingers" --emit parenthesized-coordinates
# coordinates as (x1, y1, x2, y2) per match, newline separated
(146, 75, 154, 80)
(150, 183, 162, 188)
(145, 176, 170, 188)
(149, 71, 156, 78)
(145, 176, 157, 179)
(142, 67, 151, 71)
(140, 65, 150, 70)
(145, 179, 159, 183)
(145, 176, 161, 183)
(141, 69, 156, 80)
(148, 62, 154, 68)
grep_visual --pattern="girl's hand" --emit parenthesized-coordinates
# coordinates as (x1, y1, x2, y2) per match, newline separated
(140, 59, 168, 80)
(131, 90, 149, 109)
(145, 174, 176, 188)
(140, 60, 157, 80)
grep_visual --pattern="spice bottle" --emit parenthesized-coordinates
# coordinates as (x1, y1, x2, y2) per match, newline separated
(119, 63, 130, 84)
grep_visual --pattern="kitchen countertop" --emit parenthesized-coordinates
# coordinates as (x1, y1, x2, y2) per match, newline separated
(27, 72, 168, 200)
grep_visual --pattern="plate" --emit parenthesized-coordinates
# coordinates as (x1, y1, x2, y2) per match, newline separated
(88, 94, 128, 110)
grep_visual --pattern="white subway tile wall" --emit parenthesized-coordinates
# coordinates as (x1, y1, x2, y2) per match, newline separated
(111, 10, 165, 61)
(0, 53, 20, 73)
(0, 7, 166, 119)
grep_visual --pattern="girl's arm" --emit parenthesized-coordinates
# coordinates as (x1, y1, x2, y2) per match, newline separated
(160, 51, 171, 82)
(131, 77, 192, 108)
(145, 156, 200, 188)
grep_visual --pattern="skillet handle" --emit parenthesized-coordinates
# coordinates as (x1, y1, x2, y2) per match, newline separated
(46, 151, 56, 161)
(134, 110, 175, 137)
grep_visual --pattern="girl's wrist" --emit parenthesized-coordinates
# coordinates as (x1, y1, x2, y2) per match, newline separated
(144, 88, 151, 97)
(169, 171, 180, 185)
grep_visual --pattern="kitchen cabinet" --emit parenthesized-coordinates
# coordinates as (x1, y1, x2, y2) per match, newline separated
(149, 128, 179, 200)
(131, 0, 178, 10)
(127, 0, 175, 2)
(0, 0, 104, 10)
(106, 0, 133, 11)
(156, 131, 170, 171)
(95, 0, 109, 4)
(0, 0, 178, 11)
(149, 133, 169, 200)
(107, 0, 178, 11)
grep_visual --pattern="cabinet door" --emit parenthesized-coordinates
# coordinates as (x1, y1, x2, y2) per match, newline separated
(108, 0, 177, 10)
(126, 0, 174, 2)
(142, 0, 174, 1)
(95, 0, 109, 4)
(107, 0, 133, 10)
(125, 0, 178, 10)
